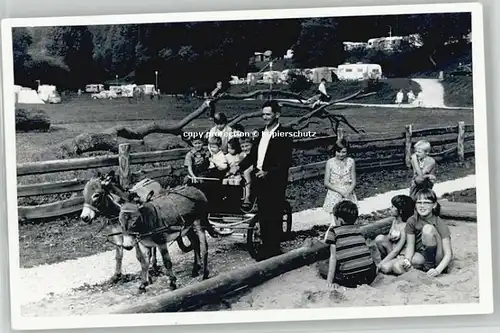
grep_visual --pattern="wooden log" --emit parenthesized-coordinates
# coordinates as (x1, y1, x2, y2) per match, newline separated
(464, 124, 474, 133)
(17, 155, 119, 176)
(17, 178, 86, 197)
(348, 132, 405, 143)
(119, 143, 131, 190)
(111, 238, 331, 314)
(129, 148, 190, 165)
(18, 196, 84, 221)
(439, 200, 476, 221)
(405, 124, 412, 168)
(359, 217, 394, 239)
(457, 121, 465, 161)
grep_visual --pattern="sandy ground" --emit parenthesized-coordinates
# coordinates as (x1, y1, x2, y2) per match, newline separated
(229, 222, 478, 311)
(19, 221, 477, 316)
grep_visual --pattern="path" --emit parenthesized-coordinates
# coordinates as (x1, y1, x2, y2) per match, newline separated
(17, 175, 476, 306)
(411, 78, 446, 108)
(274, 78, 474, 110)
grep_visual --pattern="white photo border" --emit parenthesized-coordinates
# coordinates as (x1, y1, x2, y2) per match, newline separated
(1, 2, 493, 331)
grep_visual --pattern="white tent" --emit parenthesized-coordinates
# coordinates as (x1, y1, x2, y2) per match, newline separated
(37, 84, 61, 104)
(16, 87, 45, 104)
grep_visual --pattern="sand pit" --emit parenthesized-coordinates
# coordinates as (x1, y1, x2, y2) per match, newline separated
(228, 222, 478, 310)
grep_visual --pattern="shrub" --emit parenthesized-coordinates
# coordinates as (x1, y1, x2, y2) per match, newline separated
(15, 108, 51, 132)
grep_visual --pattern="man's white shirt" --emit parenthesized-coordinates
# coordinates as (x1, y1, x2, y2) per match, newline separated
(257, 122, 280, 171)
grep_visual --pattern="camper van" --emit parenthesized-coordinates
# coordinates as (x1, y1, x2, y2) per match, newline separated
(85, 84, 104, 93)
(336, 63, 382, 81)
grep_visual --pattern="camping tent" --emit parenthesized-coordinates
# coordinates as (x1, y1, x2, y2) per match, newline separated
(16, 87, 45, 104)
(311, 67, 333, 83)
(37, 84, 61, 104)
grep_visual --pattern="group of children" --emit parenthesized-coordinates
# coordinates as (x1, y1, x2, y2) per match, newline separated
(320, 137, 453, 289)
(183, 112, 254, 207)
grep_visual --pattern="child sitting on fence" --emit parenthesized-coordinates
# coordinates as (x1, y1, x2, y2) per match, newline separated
(183, 136, 210, 184)
(318, 200, 378, 289)
(409, 140, 437, 199)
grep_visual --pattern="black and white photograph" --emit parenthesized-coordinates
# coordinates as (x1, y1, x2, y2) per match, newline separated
(0, 3, 493, 331)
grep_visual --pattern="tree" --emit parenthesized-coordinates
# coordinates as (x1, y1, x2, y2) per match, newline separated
(12, 28, 33, 86)
(292, 18, 345, 68)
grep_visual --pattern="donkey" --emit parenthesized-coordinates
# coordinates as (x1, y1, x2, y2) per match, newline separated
(80, 172, 158, 282)
(118, 185, 211, 292)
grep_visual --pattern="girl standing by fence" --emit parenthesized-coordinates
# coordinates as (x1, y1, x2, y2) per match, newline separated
(323, 138, 358, 227)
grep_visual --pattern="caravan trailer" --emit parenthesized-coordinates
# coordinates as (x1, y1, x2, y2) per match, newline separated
(336, 63, 382, 81)
(85, 84, 104, 93)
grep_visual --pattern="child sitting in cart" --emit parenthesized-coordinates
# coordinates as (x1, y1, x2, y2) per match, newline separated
(223, 137, 244, 185)
(206, 135, 229, 179)
(184, 135, 210, 184)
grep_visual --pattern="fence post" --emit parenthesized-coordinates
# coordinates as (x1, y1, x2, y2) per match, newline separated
(405, 124, 413, 168)
(119, 143, 131, 190)
(457, 121, 465, 161)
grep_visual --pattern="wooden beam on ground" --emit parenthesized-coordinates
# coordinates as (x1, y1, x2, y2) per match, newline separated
(111, 237, 330, 314)
(18, 196, 84, 221)
(439, 200, 476, 221)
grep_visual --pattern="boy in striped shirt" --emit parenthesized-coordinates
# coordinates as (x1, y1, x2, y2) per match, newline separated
(323, 200, 378, 289)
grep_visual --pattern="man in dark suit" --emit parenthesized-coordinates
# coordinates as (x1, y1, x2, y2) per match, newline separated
(236, 100, 293, 260)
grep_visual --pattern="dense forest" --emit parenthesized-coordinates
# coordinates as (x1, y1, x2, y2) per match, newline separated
(12, 13, 472, 93)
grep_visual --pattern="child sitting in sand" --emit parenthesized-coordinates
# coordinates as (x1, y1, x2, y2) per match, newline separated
(319, 200, 377, 289)
(402, 189, 453, 277)
(410, 140, 437, 200)
(184, 136, 210, 184)
(375, 195, 415, 275)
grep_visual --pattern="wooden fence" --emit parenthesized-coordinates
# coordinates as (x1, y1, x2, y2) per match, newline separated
(16, 121, 474, 221)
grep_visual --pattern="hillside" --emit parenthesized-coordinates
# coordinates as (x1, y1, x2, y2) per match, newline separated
(227, 78, 421, 105)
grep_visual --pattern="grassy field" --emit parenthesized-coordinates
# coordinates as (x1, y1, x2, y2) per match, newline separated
(15, 94, 473, 164)
(442, 76, 473, 107)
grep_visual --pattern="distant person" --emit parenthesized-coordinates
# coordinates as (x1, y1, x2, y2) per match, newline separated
(208, 81, 224, 118)
(395, 89, 404, 106)
(409, 140, 437, 200)
(308, 78, 331, 107)
(319, 200, 378, 289)
(323, 138, 358, 227)
(407, 90, 416, 104)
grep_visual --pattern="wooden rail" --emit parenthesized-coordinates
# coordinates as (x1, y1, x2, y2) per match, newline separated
(16, 122, 474, 221)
